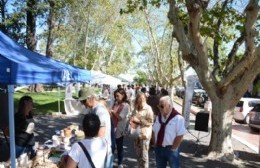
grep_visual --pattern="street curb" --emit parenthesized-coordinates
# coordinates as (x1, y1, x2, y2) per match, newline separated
(173, 97, 259, 154)
(172, 97, 198, 115)
(232, 134, 259, 154)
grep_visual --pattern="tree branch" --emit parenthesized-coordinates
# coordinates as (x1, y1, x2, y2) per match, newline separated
(144, 9, 160, 58)
(219, 0, 259, 88)
(186, 0, 209, 68)
(144, 9, 162, 83)
(167, 0, 191, 59)
(161, 23, 170, 45)
(220, 45, 260, 91)
(168, 32, 175, 85)
(223, 32, 245, 75)
(231, 46, 260, 102)
(244, 0, 258, 56)
(212, 0, 228, 77)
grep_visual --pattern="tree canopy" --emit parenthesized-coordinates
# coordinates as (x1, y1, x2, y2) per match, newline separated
(122, 0, 260, 162)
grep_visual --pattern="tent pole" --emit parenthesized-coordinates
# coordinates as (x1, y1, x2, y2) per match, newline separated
(8, 85, 16, 168)
(58, 86, 60, 113)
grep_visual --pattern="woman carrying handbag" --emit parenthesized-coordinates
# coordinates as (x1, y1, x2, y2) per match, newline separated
(130, 92, 154, 168)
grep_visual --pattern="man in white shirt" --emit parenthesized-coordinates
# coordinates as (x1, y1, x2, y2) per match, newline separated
(126, 85, 133, 100)
(152, 96, 186, 168)
(76, 88, 113, 168)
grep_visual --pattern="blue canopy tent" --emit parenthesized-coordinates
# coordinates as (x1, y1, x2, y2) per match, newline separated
(0, 31, 90, 167)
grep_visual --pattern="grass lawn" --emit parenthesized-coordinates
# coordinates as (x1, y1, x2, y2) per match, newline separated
(14, 89, 67, 115)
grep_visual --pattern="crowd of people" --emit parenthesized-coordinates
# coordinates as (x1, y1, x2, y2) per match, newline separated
(14, 84, 186, 168)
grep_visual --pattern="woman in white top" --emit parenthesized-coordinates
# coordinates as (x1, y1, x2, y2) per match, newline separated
(66, 113, 108, 168)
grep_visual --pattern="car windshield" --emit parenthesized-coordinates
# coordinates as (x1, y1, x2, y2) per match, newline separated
(248, 101, 260, 107)
(236, 101, 243, 107)
(252, 104, 260, 112)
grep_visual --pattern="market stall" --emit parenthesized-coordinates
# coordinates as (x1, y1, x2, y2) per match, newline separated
(0, 31, 91, 168)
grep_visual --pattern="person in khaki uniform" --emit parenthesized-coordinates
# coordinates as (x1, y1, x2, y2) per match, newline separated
(130, 92, 154, 168)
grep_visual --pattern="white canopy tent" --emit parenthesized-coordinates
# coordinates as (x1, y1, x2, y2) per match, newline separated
(90, 70, 122, 88)
(117, 74, 135, 84)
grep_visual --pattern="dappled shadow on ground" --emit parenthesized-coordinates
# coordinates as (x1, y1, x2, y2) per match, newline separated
(180, 139, 260, 168)
(235, 150, 260, 165)
(118, 136, 157, 168)
(1, 115, 259, 168)
(0, 115, 83, 162)
(34, 115, 83, 142)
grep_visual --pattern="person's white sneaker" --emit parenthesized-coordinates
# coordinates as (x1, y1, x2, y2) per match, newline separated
(118, 164, 124, 168)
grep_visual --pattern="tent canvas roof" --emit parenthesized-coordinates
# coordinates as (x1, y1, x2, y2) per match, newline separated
(0, 31, 92, 167)
(0, 31, 90, 85)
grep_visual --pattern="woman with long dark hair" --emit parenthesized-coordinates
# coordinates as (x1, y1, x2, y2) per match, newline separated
(110, 88, 130, 167)
(15, 96, 36, 158)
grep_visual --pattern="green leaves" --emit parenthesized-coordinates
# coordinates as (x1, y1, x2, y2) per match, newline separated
(235, 25, 245, 33)
(134, 70, 148, 85)
(120, 0, 163, 14)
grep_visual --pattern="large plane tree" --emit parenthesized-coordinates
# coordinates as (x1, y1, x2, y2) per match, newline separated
(123, 0, 260, 161)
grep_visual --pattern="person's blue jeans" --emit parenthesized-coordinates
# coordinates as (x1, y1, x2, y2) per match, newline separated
(116, 136, 124, 165)
(15, 145, 35, 158)
(155, 146, 180, 168)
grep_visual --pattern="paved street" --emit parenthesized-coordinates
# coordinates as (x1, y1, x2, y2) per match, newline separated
(31, 114, 260, 167)
(0, 100, 259, 167)
(232, 121, 259, 154)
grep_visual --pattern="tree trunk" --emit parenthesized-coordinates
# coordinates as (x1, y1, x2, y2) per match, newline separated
(28, 84, 44, 92)
(46, 0, 55, 57)
(28, 84, 35, 92)
(208, 96, 234, 161)
(26, 0, 37, 51)
(0, 0, 7, 33)
(26, 0, 42, 92)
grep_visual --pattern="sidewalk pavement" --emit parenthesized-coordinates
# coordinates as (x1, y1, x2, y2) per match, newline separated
(1, 109, 259, 167)
(172, 96, 259, 153)
(171, 97, 259, 168)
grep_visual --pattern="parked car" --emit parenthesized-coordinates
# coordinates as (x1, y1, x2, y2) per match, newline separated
(233, 98, 260, 124)
(248, 104, 260, 131)
(175, 85, 208, 107)
(175, 86, 185, 98)
(192, 89, 208, 107)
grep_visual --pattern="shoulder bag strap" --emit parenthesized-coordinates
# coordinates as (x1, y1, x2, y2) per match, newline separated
(78, 142, 96, 168)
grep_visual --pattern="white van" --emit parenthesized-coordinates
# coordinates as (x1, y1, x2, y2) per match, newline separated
(233, 98, 260, 123)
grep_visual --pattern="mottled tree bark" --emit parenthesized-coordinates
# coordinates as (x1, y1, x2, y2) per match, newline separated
(0, 0, 8, 33)
(167, 0, 260, 161)
(46, 0, 56, 57)
(26, 0, 37, 51)
(26, 0, 43, 92)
